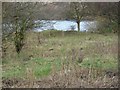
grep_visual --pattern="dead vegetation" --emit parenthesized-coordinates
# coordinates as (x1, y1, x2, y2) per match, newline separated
(2, 31, 118, 88)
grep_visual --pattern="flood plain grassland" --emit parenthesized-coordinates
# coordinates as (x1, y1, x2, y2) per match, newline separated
(2, 30, 118, 88)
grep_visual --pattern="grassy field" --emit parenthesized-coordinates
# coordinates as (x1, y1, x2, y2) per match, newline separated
(2, 30, 118, 88)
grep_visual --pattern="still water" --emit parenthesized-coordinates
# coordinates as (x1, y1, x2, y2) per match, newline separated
(34, 20, 98, 32)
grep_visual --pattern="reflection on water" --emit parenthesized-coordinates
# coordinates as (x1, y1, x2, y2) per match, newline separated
(34, 20, 98, 32)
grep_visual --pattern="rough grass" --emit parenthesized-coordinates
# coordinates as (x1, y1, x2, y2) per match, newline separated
(2, 30, 118, 88)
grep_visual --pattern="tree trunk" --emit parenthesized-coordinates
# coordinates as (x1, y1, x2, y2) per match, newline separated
(77, 21, 80, 32)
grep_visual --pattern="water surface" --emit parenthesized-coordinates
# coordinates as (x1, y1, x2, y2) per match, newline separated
(34, 20, 98, 32)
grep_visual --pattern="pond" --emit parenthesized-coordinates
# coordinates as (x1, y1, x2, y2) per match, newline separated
(34, 20, 98, 32)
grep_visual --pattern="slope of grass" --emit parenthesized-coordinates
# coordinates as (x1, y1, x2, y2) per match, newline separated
(2, 30, 118, 88)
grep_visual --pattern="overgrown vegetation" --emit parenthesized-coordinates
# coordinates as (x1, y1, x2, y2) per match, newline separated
(2, 2, 118, 88)
(2, 30, 118, 88)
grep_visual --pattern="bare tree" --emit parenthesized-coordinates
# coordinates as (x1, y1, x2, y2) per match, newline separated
(2, 2, 37, 54)
(67, 2, 88, 32)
